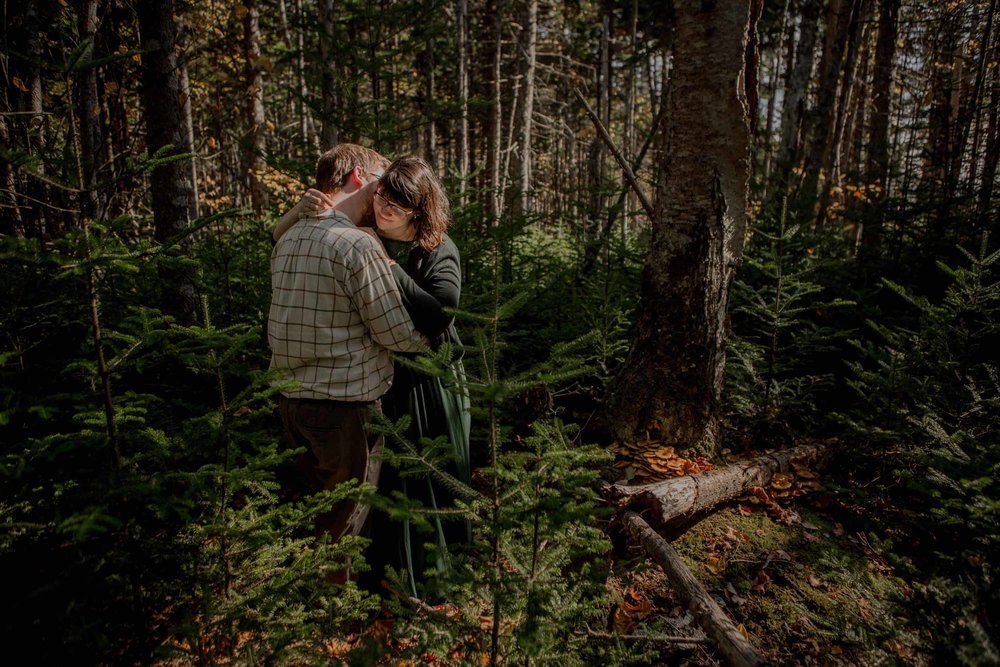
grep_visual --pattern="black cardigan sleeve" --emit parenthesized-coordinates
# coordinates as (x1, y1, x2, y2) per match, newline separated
(390, 244, 461, 340)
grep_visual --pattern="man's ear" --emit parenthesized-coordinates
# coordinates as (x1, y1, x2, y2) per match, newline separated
(348, 165, 365, 189)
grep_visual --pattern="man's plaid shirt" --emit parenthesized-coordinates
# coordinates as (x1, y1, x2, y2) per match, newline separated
(268, 210, 423, 401)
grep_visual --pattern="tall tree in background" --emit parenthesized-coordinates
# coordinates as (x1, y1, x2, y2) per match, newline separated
(243, 0, 268, 214)
(775, 0, 821, 195)
(511, 0, 538, 216)
(860, 0, 901, 256)
(75, 0, 102, 221)
(138, 0, 199, 324)
(609, 0, 755, 451)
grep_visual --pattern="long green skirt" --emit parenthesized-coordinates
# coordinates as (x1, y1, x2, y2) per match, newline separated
(376, 359, 471, 597)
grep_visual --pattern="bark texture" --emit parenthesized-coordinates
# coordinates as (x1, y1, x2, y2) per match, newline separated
(609, 442, 827, 524)
(624, 512, 767, 667)
(861, 0, 901, 254)
(608, 0, 753, 452)
(776, 0, 822, 188)
(138, 0, 199, 324)
(243, 0, 268, 214)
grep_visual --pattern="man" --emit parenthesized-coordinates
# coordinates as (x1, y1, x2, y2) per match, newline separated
(268, 143, 423, 553)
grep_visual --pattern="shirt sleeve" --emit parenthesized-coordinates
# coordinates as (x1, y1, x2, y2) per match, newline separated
(345, 241, 425, 354)
(390, 250, 460, 339)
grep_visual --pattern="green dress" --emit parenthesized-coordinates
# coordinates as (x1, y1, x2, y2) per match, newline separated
(378, 235, 471, 597)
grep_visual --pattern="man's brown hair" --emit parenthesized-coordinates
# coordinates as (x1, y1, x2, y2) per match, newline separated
(314, 144, 390, 194)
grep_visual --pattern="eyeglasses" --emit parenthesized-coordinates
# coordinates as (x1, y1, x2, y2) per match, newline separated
(374, 190, 414, 218)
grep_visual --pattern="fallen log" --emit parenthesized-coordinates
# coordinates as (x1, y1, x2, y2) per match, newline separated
(624, 511, 767, 667)
(608, 441, 828, 525)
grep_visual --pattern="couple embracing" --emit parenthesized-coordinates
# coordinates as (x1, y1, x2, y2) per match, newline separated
(267, 144, 470, 594)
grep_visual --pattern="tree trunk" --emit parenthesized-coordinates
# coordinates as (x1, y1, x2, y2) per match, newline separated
(76, 0, 102, 221)
(860, 0, 900, 255)
(486, 0, 504, 223)
(624, 512, 767, 667)
(609, 442, 827, 524)
(608, 0, 754, 453)
(964, 0, 997, 196)
(816, 0, 873, 226)
(511, 0, 537, 216)
(456, 0, 469, 205)
(319, 0, 339, 148)
(24, 0, 50, 237)
(977, 66, 1000, 226)
(243, 0, 267, 214)
(762, 0, 791, 192)
(775, 0, 821, 192)
(799, 0, 859, 209)
(0, 114, 23, 236)
(138, 0, 199, 325)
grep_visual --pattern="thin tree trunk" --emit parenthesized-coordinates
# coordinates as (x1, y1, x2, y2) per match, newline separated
(0, 114, 23, 236)
(860, 0, 900, 255)
(456, 0, 469, 205)
(775, 0, 822, 193)
(243, 0, 267, 214)
(319, 0, 339, 148)
(977, 67, 1000, 226)
(623, 0, 639, 228)
(608, 0, 754, 453)
(965, 0, 997, 195)
(512, 0, 537, 216)
(816, 0, 873, 226)
(20, 0, 48, 238)
(762, 0, 792, 192)
(76, 0, 102, 221)
(486, 0, 504, 223)
(800, 0, 859, 209)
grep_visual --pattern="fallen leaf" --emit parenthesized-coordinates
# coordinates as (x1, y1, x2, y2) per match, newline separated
(751, 568, 771, 594)
(707, 554, 727, 574)
(737, 623, 749, 640)
(807, 574, 824, 589)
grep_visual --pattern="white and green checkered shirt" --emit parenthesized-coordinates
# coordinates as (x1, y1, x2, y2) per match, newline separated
(268, 210, 423, 401)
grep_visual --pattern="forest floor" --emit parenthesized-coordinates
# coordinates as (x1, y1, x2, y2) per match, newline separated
(609, 490, 927, 666)
(323, 450, 931, 666)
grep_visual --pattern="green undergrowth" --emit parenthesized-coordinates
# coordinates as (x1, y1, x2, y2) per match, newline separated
(656, 504, 923, 665)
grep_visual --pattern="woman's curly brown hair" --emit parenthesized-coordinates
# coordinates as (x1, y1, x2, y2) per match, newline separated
(378, 156, 451, 251)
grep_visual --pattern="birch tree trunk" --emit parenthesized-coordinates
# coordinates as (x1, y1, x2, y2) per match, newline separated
(775, 0, 821, 192)
(608, 0, 754, 453)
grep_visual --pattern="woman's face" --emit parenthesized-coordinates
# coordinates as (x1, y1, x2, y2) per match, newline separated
(373, 188, 417, 239)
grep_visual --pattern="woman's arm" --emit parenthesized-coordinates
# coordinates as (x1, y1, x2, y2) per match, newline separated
(272, 189, 334, 242)
(391, 249, 460, 340)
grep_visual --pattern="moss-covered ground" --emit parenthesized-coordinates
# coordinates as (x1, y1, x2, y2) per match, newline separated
(610, 498, 928, 665)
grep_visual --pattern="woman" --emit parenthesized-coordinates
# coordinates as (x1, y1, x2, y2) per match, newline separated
(280, 156, 471, 596)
